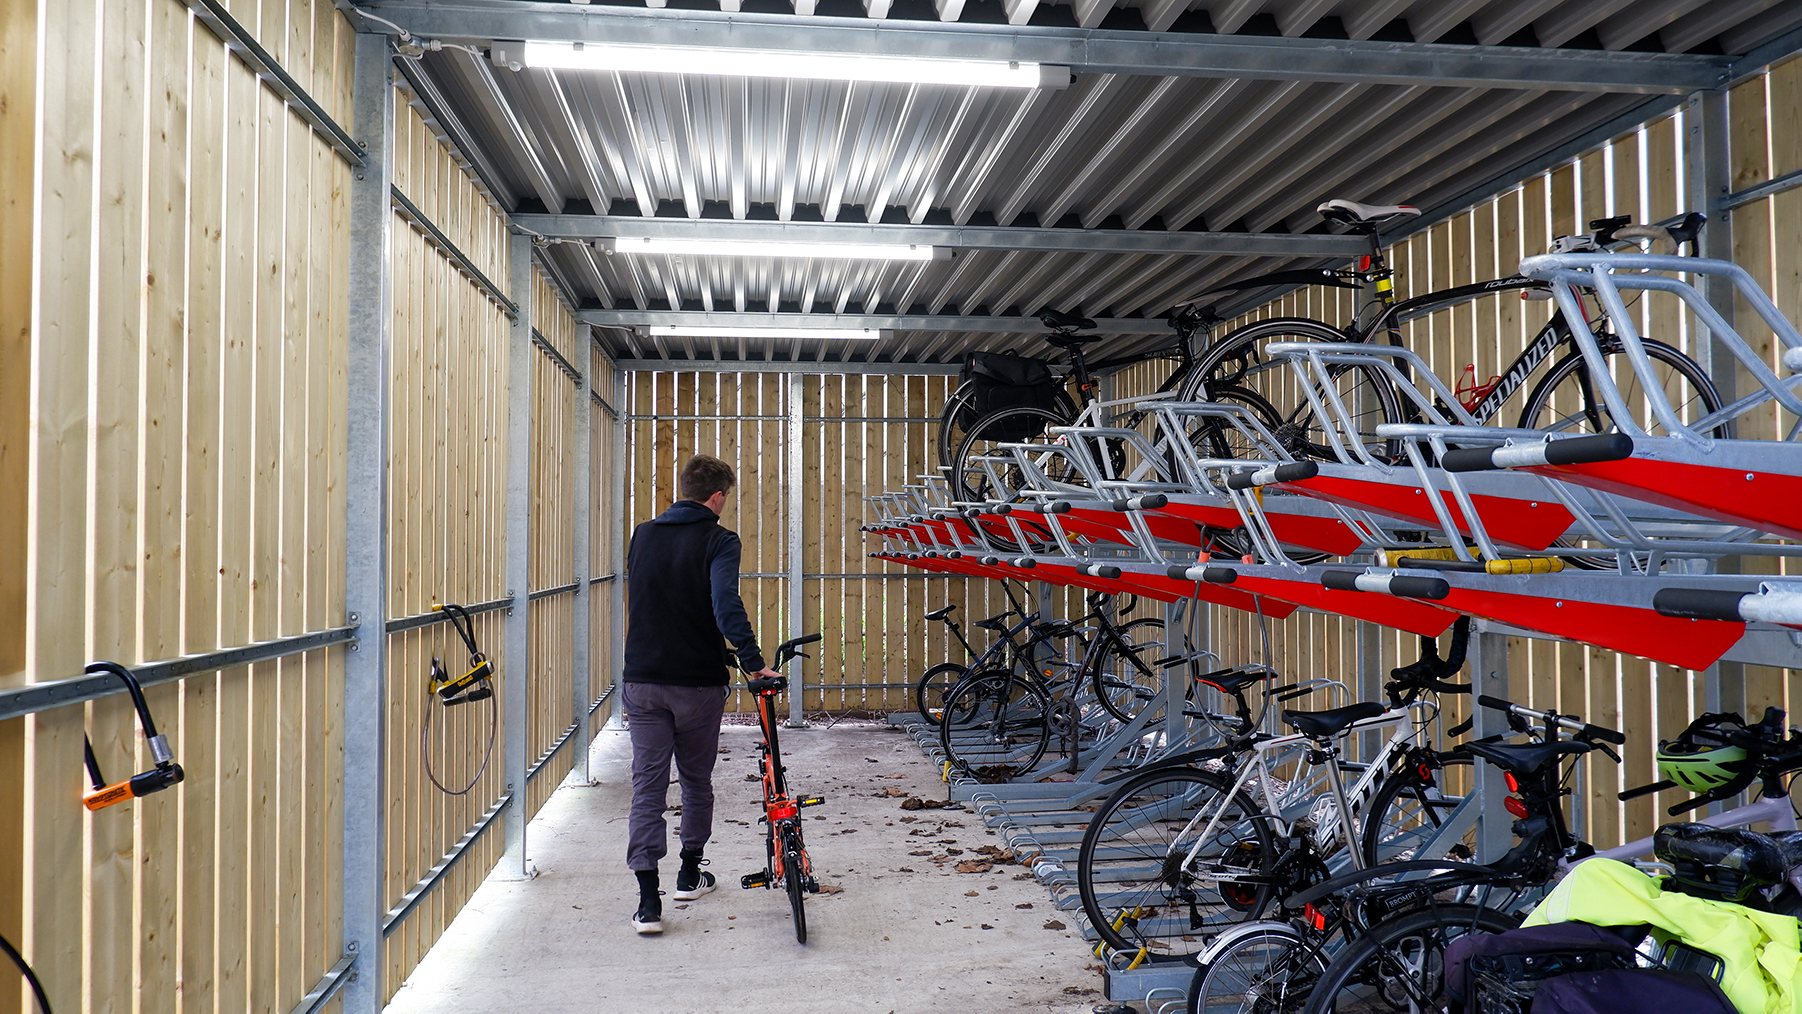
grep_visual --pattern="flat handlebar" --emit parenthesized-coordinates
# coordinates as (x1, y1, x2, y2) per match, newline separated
(1477, 694, 1625, 744)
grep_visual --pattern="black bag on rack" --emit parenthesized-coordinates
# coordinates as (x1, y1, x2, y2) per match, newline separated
(957, 351, 1062, 440)
(1443, 922, 1642, 1014)
(1529, 968, 1735, 1014)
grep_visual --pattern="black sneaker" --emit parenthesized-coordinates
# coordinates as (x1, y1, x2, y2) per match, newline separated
(631, 896, 663, 935)
(673, 868, 716, 900)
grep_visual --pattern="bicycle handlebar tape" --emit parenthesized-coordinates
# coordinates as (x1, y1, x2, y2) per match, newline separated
(1443, 433, 1633, 472)
(1166, 564, 1238, 583)
(1652, 587, 1750, 622)
(1075, 563, 1123, 580)
(1110, 494, 1168, 511)
(1225, 461, 1320, 490)
(1321, 570, 1450, 600)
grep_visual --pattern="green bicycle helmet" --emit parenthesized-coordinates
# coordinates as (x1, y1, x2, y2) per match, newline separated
(1657, 713, 1750, 793)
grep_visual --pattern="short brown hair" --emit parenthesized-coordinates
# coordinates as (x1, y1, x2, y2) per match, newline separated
(679, 454, 736, 502)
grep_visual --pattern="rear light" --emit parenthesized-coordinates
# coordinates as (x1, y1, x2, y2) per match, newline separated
(1504, 772, 1519, 792)
(1304, 903, 1327, 931)
(1358, 255, 1372, 271)
(1504, 796, 1530, 819)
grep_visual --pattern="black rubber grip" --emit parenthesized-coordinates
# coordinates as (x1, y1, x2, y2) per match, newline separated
(1042, 501, 1071, 514)
(1544, 433, 1633, 465)
(1273, 461, 1319, 482)
(1110, 494, 1168, 510)
(1097, 565, 1121, 579)
(1166, 565, 1193, 580)
(1321, 570, 1360, 592)
(1224, 471, 1259, 490)
(980, 556, 1000, 566)
(990, 504, 1012, 515)
(1618, 779, 1675, 801)
(1477, 694, 1514, 712)
(1582, 722, 1627, 745)
(792, 633, 823, 646)
(1390, 575, 1451, 600)
(1652, 587, 1746, 622)
(1440, 447, 1497, 472)
(1202, 566, 1236, 584)
(1014, 558, 1037, 569)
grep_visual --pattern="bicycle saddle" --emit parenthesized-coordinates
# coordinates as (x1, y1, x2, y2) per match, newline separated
(1283, 701, 1386, 738)
(1194, 665, 1275, 695)
(1318, 199, 1420, 228)
(924, 605, 956, 622)
(1463, 738, 1592, 775)
(972, 616, 1011, 633)
(1045, 333, 1102, 350)
(1038, 308, 1095, 332)
(1654, 822, 1790, 902)
(747, 675, 788, 693)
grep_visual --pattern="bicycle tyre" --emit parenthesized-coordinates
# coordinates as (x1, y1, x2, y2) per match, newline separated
(1179, 317, 1404, 464)
(1187, 922, 1327, 1014)
(914, 661, 972, 725)
(1076, 766, 1276, 960)
(937, 670, 1051, 780)
(938, 380, 1077, 468)
(1361, 758, 1475, 867)
(1299, 903, 1517, 1014)
(1517, 336, 1729, 439)
(1092, 616, 1169, 724)
(949, 404, 1083, 505)
(782, 824, 809, 944)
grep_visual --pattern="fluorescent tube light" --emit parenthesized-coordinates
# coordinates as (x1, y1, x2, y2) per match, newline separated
(516, 41, 1069, 89)
(605, 236, 940, 261)
(647, 326, 887, 341)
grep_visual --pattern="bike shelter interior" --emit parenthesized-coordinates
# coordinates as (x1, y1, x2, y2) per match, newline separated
(4, 3, 1802, 1013)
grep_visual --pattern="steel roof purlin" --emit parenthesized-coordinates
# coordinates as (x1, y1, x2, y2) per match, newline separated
(359, 0, 1730, 94)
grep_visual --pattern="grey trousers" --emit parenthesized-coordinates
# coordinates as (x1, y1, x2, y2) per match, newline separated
(623, 680, 728, 872)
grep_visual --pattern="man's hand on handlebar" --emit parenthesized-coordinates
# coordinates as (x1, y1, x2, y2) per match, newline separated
(749, 667, 782, 681)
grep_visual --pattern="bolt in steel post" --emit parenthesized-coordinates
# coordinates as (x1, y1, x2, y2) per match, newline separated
(341, 31, 393, 1014)
(501, 232, 535, 878)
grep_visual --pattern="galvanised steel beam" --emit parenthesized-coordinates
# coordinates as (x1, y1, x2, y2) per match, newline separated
(571, 327, 594, 784)
(516, 215, 1366, 259)
(578, 310, 1173, 335)
(356, 0, 1730, 93)
(501, 230, 536, 880)
(341, 31, 395, 1014)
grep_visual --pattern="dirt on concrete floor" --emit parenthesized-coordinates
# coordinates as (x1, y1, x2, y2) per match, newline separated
(383, 717, 1117, 1014)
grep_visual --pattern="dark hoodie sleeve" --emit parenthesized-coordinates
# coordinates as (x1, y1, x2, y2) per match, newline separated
(708, 529, 766, 673)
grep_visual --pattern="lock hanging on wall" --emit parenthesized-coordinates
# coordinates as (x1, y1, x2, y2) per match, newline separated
(81, 661, 186, 811)
(429, 602, 494, 706)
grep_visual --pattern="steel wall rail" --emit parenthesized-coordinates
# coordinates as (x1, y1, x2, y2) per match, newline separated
(0, 625, 357, 722)
(528, 582, 581, 602)
(384, 596, 513, 635)
(390, 53, 518, 209)
(1724, 165, 1802, 211)
(381, 793, 512, 937)
(531, 328, 582, 383)
(390, 185, 517, 316)
(185, 0, 364, 165)
(286, 951, 359, 1014)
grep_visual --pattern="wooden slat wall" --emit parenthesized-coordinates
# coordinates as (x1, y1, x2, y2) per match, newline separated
(624, 372, 1080, 715)
(1112, 58, 1802, 851)
(0, 2, 355, 1012)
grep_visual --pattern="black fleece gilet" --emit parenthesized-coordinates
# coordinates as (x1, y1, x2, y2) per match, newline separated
(622, 500, 766, 686)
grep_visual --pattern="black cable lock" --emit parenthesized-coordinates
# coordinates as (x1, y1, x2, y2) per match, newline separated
(80, 661, 185, 812)
(423, 603, 497, 795)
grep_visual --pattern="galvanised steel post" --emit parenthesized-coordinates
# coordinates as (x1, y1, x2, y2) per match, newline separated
(501, 231, 535, 878)
(786, 375, 807, 727)
(572, 327, 593, 784)
(611, 365, 627, 724)
(341, 31, 394, 1014)
(1469, 625, 1513, 862)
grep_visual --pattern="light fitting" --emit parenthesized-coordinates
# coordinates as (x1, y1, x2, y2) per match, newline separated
(509, 41, 1070, 89)
(603, 236, 943, 261)
(646, 326, 888, 341)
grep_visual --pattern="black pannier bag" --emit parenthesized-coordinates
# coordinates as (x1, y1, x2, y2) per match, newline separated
(957, 351, 1063, 441)
(1529, 968, 1736, 1014)
(1443, 922, 1641, 1014)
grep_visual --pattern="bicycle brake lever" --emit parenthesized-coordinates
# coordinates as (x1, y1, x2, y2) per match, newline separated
(1591, 741, 1622, 764)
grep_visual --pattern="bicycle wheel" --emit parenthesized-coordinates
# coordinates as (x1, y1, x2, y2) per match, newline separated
(1518, 337, 1728, 439)
(1179, 318, 1404, 464)
(1188, 923, 1327, 1014)
(949, 404, 1083, 505)
(937, 670, 1051, 779)
(781, 824, 809, 944)
(938, 380, 1076, 468)
(1076, 766, 1276, 960)
(914, 661, 971, 724)
(1093, 616, 1169, 724)
(1300, 904, 1517, 1014)
(1187, 382, 1286, 462)
(1361, 759, 1475, 867)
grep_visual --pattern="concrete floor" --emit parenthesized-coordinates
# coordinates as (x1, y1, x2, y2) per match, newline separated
(384, 716, 1113, 1013)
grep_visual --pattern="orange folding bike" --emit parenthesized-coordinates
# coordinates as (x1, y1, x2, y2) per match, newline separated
(739, 633, 825, 943)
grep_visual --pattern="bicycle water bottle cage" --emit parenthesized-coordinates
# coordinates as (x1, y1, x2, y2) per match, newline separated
(81, 661, 186, 811)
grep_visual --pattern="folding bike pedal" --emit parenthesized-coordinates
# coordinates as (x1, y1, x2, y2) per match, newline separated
(740, 871, 770, 889)
(798, 795, 826, 807)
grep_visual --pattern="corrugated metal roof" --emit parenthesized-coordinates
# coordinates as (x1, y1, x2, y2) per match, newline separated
(358, 0, 1802, 365)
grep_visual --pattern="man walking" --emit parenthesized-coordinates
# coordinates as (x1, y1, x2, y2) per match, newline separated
(621, 453, 780, 935)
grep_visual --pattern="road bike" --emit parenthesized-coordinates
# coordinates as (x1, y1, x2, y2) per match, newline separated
(738, 633, 825, 943)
